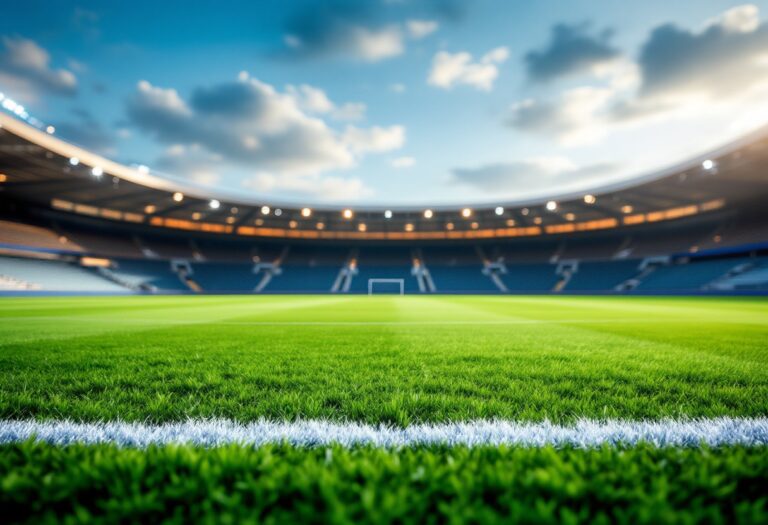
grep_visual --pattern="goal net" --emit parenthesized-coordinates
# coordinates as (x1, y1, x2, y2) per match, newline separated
(368, 278, 404, 295)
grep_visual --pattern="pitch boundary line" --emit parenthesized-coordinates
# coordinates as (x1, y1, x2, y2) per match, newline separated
(2, 418, 767, 448)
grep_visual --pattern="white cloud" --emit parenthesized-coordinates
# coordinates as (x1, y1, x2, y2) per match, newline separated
(243, 172, 373, 201)
(451, 157, 617, 193)
(348, 25, 405, 62)
(342, 125, 406, 154)
(428, 46, 509, 91)
(406, 19, 439, 39)
(707, 4, 759, 33)
(127, 75, 405, 188)
(0, 37, 77, 99)
(287, 84, 366, 121)
(391, 156, 416, 168)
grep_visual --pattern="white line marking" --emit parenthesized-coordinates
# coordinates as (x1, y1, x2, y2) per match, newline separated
(2, 418, 767, 448)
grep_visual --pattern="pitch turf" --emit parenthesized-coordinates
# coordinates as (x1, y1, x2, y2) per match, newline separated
(1, 295, 767, 523)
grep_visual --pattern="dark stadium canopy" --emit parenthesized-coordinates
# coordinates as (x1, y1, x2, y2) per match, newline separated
(1, 113, 767, 242)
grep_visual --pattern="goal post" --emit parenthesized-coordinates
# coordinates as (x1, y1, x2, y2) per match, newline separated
(368, 278, 404, 295)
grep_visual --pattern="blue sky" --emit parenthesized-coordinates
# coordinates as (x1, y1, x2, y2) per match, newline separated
(2, 0, 768, 205)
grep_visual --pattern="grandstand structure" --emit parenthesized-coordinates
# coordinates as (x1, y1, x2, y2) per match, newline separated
(0, 112, 767, 295)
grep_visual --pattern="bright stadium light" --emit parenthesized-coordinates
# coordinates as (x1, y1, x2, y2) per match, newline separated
(209, 199, 220, 209)
(274, 209, 283, 216)
(192, 212, 202, 220)
(144, 205, 156, 214)
(137, 165, 150, 174)
(230, 207, 238, 214)
(565, 213, 576, 221)
(226, 216, 236, 224)
(289, 220, 297, 228)
(46, 125, 55, 134)
(446, 222, 454, 230)
(172, 192, 184, 202)
(342, 209, 353, 219)
(91, 166, 103, 177)
(358, 223, 367, 232)
(69, 157, 79, 166)
(316, 222, 325, 230)
(506, 219, 515, 226)
(621, 205, 634, 214)
(495, 207, 504, 215)
(301, 207, 312, 218)
(384, 210, 393, 219)
(424, 209, 433, 219)
(702, 159, 716, 170)
(546, 201, 557, 211)
(461, 208, 472, 218)
(471, 222, 479, 229)
(584, 194, 596, 204)
(261, 206, 270, 215)
(405, 223, 414, 232)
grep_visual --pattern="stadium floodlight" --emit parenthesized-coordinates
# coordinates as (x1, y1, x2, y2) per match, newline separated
(226, 217, 236, 224)
(289, 220, 297, 228)
(209, 199, 220, 209)
(461, 208, 472, 218)
(565, 213, 576, 221)
(446, 222, 454, 230)
(533, 217, 542, 225)
(261, 206, 270, 215)
(137, 165, 150, 174)
(384, 210, 392, 219)
(495, 206, 504, 215)
(621, 205, 633, 214)
(144, 205, 156, 214)
(69, 157, 80, 166)
(521, 208, 529, 216)
(91, 166, 103, 177)
(584, 194, 596, 204)
(506, 219, 515, 226)
(231, 207, 238, 214)
(46, 125, 55, 134)
(173, 192, 184, 202)
(0, 173, 7, 183)
(192, 212, 202, 220)
(342, 209, 353, 219)
(301, 207, 312, 218)
(471, 222, 479, 229)
(702, 159, 716, 170)
(405, 223, 414, 232)
(424, 209, 433, 219)
(358, 223, 367, 232)
(316, 222, 325, 230)
(546, 201, 557, 211)
(274, 209, 283, 216)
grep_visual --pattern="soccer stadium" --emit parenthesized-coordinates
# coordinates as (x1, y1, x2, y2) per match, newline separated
(1, 1, 768, 523)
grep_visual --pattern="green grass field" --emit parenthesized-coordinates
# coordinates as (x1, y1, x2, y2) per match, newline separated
(1, 295, 767, 523)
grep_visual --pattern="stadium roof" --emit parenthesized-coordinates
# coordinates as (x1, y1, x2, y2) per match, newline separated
(1, 112, 767, 241)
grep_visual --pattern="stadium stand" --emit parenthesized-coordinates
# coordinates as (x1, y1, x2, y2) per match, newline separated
(110, 259, 189, 292)
(0, 220, 83, 253)
(633, 257, 747, 292)
(498, 263, 559, 292)
(564, 260, 641, 292)
(0, 255, 127, 292)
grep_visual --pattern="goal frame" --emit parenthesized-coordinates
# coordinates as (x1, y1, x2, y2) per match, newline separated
(368, 278, 405, 295)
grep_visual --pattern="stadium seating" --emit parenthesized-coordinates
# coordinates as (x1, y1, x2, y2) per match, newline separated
(191, 262, 262, 292)
(633, 257, 745, 291)
(429, 265, 499, 293)
(565, 260, 641, 292)
(499, 263, 559, 292)
(0, 220, 83, 253)
(0, 255, 127, 292)
(110, 259, 189, 291)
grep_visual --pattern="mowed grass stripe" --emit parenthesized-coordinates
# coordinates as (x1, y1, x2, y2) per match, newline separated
(0, 296, 766, 425)
(3, 417, 768, 448)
